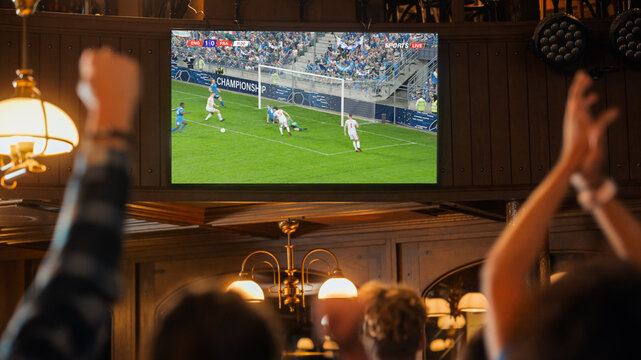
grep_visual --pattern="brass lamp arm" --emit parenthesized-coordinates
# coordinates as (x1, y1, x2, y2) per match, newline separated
(304, 258, 332, 289)
(301, 248, 340, 308)
(239, 250, 282, 309)
(251, 260, 278, 290)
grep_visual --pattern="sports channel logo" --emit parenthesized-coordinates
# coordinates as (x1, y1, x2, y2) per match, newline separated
(384, 42, 424, 49)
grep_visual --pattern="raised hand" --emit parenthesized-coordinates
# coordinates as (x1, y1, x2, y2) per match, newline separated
(77, 47, 140, 136)
(560, 71, 618, 172)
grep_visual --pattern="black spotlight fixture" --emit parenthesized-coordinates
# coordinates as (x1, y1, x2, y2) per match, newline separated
(609, 9, 641, 64)
(533, 14, 589, 66)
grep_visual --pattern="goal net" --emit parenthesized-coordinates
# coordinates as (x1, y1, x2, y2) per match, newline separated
(258, 64, 346, 126)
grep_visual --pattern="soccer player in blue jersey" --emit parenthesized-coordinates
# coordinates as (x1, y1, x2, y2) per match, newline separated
(209, 78, 226, 108)
(266, 104, 275, 124)
(171, 102, 191, 133)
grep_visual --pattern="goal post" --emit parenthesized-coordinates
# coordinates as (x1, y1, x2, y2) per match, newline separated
(258, 64, 345, 126)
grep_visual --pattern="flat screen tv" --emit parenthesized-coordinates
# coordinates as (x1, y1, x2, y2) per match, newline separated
(170, 30, 438, 185)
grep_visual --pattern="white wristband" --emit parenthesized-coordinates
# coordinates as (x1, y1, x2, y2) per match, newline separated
(574, 177, 617, 211)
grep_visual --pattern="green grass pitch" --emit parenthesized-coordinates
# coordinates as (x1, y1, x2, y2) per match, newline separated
(171, 80, 437, 184)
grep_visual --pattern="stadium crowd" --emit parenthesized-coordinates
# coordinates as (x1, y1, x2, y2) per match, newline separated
(172, 31, 437, 83)
(306, 32, 437, 83)
(172, 31, 316, 70)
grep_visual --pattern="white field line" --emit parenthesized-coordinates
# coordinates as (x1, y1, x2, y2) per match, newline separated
(185, 120, 330, 156)
(328, 142, 418, 156)
(174, 89, 296, 110)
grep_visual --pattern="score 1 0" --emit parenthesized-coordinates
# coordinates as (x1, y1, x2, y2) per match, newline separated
(187, 40, 235, 47)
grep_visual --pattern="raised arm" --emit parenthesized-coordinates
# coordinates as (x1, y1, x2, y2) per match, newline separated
(481, 71, 617, 359)
(570, 111, 641, 266)
(592, 200, 641, 266)
(0, 48, 139, 360)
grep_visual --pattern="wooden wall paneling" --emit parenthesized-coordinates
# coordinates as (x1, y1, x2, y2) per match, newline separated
(449, 43, 473, 185)
(136, 262, 155, 360)
(604, 64, 630, 181)
(112, 260, 136, 360)
(417, 237, 494, 292)
(80, 36, 101, 133)
(159, 38, 171, 187)
(525, 49, 550, 183)
(58, 35, 80, 184)
(545, 67, 567, 165)
(437, 42, 453, 186)
(305, 0, 357, 22)
(38, 33, 61, 185)
(487, 42, 511, 185)
(506, 42, 531, 184)
(0, 261, 25, 334)
(0, 32, 20, 100)
(100, 36, 120, 50)
(397, 242, 430, 294)
(204, 0, 235, 20)
(121, 38, 142, 187)
(468, 42, 492, 185)
(242, 0, 298, 22)
(626, 68, 641, 180)
(140, 39, 161, 186)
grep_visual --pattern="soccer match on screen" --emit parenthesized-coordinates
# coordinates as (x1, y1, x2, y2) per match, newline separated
(170, 30, 438, 184)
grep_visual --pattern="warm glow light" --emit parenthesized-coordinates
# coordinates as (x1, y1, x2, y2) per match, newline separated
(296, 337, 315, 351)
(318, 277, 358, 299)
(437, 315, 466, 329)
(226, 280, 265, 302)
(429, 338, 454, 352)
(550, 272, 566, 283)
(322, 338, 339, 351)
(458, 292, 488, 313)
(425, 297, 450, 317)
(0, 98, 79, 156)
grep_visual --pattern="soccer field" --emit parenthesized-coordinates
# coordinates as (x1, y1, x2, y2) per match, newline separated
(171, 80, 437, 184)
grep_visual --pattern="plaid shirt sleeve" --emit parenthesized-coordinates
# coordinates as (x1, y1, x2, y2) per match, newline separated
(0, 146, 130, 360)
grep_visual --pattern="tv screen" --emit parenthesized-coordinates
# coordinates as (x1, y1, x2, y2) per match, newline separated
(170, 30, 438, 184)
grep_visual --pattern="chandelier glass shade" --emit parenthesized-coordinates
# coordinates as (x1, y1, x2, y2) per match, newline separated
(225, 279, 265, 302)
(425, 297, 451, 317)
(0, 97, 79, 156)
(458, 292, 488, 313)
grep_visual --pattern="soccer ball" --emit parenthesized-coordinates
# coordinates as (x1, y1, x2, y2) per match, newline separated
(220, 128, 226, 133)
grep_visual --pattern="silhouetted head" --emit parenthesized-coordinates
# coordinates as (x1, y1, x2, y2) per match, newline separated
(152, 288, 281, 360)
(508, 260, 641, 360)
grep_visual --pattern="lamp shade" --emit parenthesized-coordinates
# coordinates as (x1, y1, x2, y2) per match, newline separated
(458, 292, 488, 313)
(425, 297, 450, 317)
(437, 315, 466, 330)
(226, 279, 265, 302)
(0, 98, 78, 156)
(429, 338, 454, 352)
(318, 277, 358, 299)
(296, 337, 315, 351)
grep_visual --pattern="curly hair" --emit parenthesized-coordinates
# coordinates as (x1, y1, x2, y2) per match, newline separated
(360, 281, 427, 360)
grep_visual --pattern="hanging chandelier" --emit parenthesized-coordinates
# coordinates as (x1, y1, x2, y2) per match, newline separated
(227, 219, 358, 312)
(0, 0, 79, 189)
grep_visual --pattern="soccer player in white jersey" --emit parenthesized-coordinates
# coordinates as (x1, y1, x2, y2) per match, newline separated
(273, 106, 292, 136)
(204, 93, 225, 121)
(344, 114, 361, 152)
